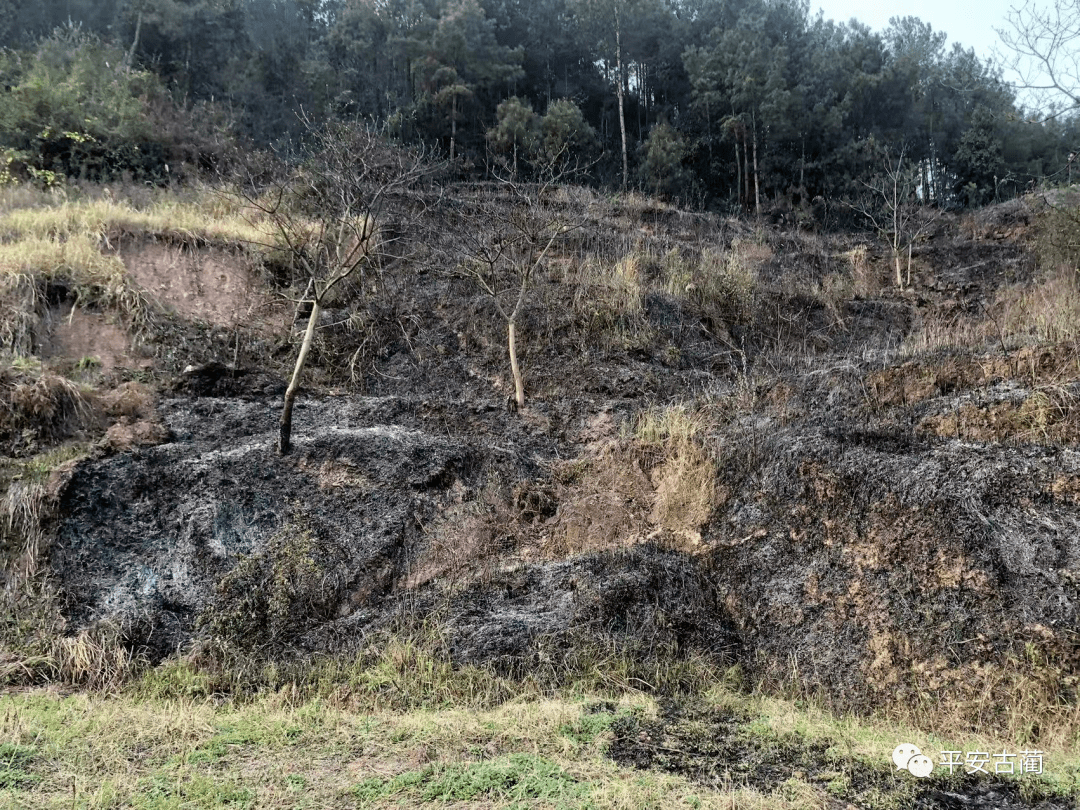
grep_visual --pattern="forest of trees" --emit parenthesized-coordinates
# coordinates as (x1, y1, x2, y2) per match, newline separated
(1, 0, 1078, 213)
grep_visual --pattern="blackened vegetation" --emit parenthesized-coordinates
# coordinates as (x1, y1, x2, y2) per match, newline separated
(438, 548, 740, 676)
(606, 700, 1074, 810)
(41, 196, 1080, 702)
(52, 396, 481, 660)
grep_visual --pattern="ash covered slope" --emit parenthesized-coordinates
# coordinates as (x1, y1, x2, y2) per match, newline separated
(54, 393, 735, 668)
(47, 189, 1080, 711)
(54, 396, 479, 658)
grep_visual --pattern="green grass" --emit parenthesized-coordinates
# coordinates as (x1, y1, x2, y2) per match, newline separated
(352, 754, 586, 806)
(132, 773, 255, 809)
(0, 742, 40, 790)
(0, 442, 91, 486)
(3, 669, 1077, 810)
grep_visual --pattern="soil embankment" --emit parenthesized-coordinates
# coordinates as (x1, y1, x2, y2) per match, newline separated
(42, 191, 1080, 718)
(5, 187, 1080, 806)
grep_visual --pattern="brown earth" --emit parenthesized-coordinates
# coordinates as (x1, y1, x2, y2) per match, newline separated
(118, 241, 287, 330)
(39, 304, 139, 374)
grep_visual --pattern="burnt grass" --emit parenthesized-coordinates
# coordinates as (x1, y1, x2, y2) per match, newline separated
(5, 188, 1080, 805)
(604, 700, 1073, 810)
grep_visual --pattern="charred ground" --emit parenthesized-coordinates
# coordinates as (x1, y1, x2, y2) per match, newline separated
(3, 183, 1080, 807)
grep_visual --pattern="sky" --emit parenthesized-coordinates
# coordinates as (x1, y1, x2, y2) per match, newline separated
(810, 0, 1015, 63)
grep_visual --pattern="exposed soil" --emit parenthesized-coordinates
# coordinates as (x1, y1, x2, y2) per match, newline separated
(39, 304, 140, 374)
(118, 240, 288, 331)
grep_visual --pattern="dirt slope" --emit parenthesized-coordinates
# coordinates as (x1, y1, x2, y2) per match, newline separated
(22, 188, 1080, 728)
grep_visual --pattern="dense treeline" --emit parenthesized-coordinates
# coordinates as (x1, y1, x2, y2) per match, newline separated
(1, 0, 1078, 212)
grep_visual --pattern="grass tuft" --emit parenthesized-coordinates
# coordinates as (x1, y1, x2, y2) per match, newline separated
(0, 362, 95, 452)
(572, 251, 652, 347)
(634, 405, 718, 549)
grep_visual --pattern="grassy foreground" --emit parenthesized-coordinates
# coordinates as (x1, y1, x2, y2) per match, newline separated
(3, 655, 1078, 810)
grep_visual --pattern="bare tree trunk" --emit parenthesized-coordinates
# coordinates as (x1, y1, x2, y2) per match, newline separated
(892, 164, 903, 288)
(615, 12, 628, 190)
(279, 298, 321, 455)
(508, 319, 524, 409)
(734, 140, 741, 208)
(742, 136, 750, 212)
(450, 95, 457, 162)
(125, 10, 142, 70)
(752, 115, 761, 216)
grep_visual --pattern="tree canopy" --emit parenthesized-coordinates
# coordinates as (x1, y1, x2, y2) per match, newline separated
(1, 0, 1076, 208)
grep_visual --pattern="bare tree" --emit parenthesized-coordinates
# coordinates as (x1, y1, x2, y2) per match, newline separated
(997, 0, 1080, 118)
(844, 147, 938, 290)
(236, 123, 434, 454)
(454, 153, 584, 410)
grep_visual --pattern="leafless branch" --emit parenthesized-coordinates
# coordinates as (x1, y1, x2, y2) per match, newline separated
(230, 121, 439, 453)
(996, 0, 1080, 118)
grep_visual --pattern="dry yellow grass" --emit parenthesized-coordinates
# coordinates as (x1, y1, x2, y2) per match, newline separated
(634, 403, 706, 446)
(572, 253, 649, 344)
(0, 191, 269, 247)
(905, 267, 1080, 353)
(635, 406, 719, 550)
(0, 234, 125, 279)
(0, 185, 285, 355)
(998, 270, 1080, 343)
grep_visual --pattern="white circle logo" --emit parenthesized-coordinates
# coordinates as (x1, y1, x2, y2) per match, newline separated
(892, 743, 921, 770)
(907, 754, 934, 778)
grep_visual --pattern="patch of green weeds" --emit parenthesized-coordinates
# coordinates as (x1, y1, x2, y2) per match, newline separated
(134, 772, 255, 809)
(8, 355, 40, 374)
(558, 702, 634, 748)
(0, 742, 39, 789)
(352, 753, 586, 805)
(352, 769, 428, 801)
(75, 355, 102, 371)
(137, 659, 216, 700)
(559, 711, 615, 745)
(285, 773, 307, 791)
(0, 441, 90, 485)
(821, 770, 851, 796)
(184, 718, 292, 765)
